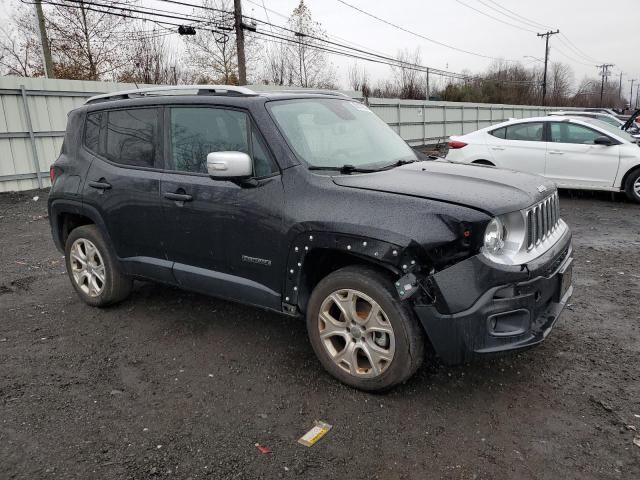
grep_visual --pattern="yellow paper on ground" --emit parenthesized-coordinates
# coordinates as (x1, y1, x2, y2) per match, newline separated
(298, 421, 332, 447)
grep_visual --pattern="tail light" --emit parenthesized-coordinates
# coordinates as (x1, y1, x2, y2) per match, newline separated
(49, 165, 56, 184)
(448, 140, 468, 149)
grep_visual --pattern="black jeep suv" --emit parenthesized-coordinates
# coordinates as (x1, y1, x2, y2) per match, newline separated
(48, 86, 573, 391)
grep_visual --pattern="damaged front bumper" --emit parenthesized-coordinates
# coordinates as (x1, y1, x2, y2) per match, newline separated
(414, 227, 573, 365)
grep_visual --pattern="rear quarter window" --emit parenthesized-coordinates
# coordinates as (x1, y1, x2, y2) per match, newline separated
(490, 127, 506, 139)
(84, 112, 103, 153)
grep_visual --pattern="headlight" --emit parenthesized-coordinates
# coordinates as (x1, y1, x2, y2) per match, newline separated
(483, 217, 505, 253)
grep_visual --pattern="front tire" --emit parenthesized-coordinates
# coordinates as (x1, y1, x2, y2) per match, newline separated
(624, 168, 640, 203)
(65, 225, 132, 307)
(306, 266, 425, 391)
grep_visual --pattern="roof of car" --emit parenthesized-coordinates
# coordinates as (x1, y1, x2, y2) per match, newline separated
(549, 111, 612, 116)
(85, 85, 352, 105)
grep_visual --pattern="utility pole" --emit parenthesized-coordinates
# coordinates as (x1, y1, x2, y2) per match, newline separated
(233, 0, 247, 85)
(597, 64, 614, 108)
(536, 30, 559, 106)
(618, 72, 623, 104)
(34, 0, 55, 78)
(629, 79, 637, 111)
(425, 68, 430, 100)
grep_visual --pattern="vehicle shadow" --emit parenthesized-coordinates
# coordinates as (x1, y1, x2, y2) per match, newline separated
(116, 280, 547, 400)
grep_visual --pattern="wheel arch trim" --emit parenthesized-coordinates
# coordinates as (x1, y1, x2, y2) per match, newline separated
(49, 199, 113, 253)
(283, 230, 424, 312)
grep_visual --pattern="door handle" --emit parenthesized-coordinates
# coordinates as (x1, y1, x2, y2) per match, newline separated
(164, 192, 193, 202)
(548, 151, 564, 155)
(491, 146, 505, 151)
(88, 180, 112, 190)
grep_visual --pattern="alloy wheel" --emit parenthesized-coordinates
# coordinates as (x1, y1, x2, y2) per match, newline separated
(634, 176, 640, 197)
(318, 289, 396, 378)
(69, 238, 106, 297)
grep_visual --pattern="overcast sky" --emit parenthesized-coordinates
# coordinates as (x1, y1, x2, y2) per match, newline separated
(238, 0, 638, 92)
(2, 0, 638, 95)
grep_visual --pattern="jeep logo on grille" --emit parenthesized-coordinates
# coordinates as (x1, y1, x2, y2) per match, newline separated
(537, 185, 547, 193)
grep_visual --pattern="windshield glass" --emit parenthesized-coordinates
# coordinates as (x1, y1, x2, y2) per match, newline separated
(268, 98, 417, 168)
(580, 117, 637, 143)
(593, 115, 623, 127)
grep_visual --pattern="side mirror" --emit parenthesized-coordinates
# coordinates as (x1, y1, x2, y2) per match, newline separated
(593, 136, 613, 146)
(207, 151, 252, 178)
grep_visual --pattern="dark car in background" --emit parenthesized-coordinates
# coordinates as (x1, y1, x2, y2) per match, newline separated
(48, 86, 573, 391)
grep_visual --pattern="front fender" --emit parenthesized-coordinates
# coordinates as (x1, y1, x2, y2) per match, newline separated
(281, 229, 425, 308)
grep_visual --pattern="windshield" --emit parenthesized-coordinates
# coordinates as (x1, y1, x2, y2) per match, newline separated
(268, 98, 417, 168)
(580, 117, 637, 143)
(592, 114, 624, 127)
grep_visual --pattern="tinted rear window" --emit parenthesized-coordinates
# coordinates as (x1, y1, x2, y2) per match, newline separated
(504, 122, 544, 141)
(84, 112, 103, 153)
(105, 109, 159, 167)
(84, 108, 160, 168)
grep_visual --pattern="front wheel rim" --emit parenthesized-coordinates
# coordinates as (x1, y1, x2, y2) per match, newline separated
(318, 289, 396, 378)
(69, 238, 106, 297)
(634, 176, 640, 197)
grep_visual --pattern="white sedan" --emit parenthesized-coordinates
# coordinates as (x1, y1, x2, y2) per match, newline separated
(446, 116, 640, 203)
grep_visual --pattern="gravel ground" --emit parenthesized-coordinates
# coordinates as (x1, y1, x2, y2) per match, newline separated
(1, 189, 639, 480)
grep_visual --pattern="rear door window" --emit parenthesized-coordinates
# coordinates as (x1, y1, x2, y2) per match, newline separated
(104, 109, 160, 167)
(504, 122, 545, 142)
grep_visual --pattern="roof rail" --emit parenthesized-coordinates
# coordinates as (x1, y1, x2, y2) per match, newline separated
(255, 88, 351, 98)
(85, 85, 256, 104)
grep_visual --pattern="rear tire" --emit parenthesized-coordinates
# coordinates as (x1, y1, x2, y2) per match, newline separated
(624, 168, 640, 203)
(64, 225, 132, 307)
(306, 266, 425, 391)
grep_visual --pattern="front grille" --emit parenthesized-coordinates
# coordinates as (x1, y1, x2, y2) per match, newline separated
(526, 192, 560, 250)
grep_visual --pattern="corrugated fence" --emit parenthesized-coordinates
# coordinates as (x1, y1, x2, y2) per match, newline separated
(0, 76, 560, 192)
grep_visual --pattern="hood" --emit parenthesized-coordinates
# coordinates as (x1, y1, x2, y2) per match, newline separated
(331, 160, 556, 216)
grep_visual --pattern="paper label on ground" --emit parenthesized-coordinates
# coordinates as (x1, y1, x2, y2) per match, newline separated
(298, 421, 332, 447)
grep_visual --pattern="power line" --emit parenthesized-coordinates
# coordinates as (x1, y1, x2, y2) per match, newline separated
(481, 0, 553, 30)
(153, 0, 490, 81)
(559, 33, 601, 63)
(466, 0, 605, 66)
(34, 0, 540, 87)
(476, 0, 601, 64)
(454, 0, 536, 33)
(335, 0, 518, 62)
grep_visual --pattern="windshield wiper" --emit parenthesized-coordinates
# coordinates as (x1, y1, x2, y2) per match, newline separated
(308, 164, 377, 174)
(374, 158, 421, 171)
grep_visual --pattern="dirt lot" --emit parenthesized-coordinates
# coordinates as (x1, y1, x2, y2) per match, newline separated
(1, 189, 639, 480)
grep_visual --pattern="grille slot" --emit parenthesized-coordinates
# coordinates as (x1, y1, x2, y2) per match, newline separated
(525, 192, 560, 250)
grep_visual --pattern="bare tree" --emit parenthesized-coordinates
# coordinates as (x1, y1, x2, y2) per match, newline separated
(118, 26, 184, 85)
(347, 61, 370, 96)
(285, 0, 336, 88)
(392, 49, 425, 99)
(42, 0, 131, 80)
(548, 62, 574, 106)
(184, 0, 260, 84)
(262, 42, 289, 85)
(0, 9, 43, 77)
